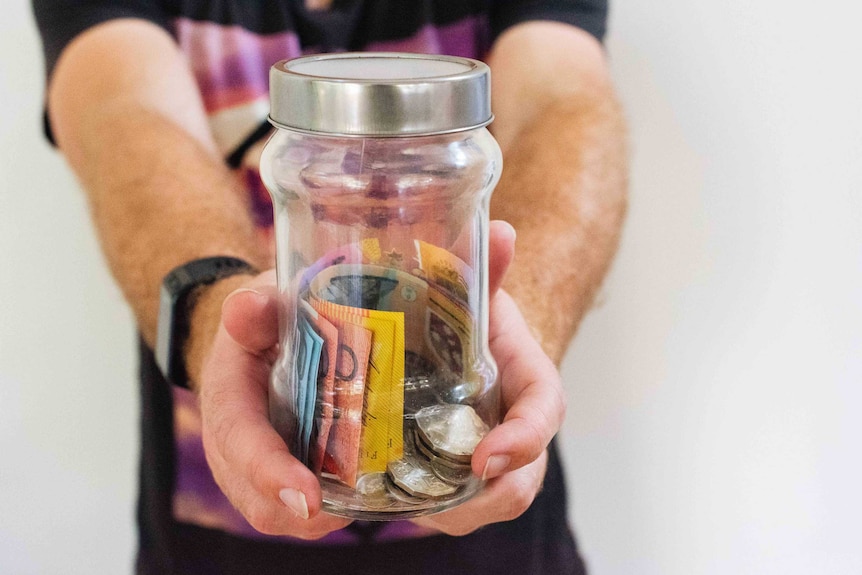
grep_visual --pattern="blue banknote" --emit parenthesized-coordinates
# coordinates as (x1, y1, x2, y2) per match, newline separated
(297, 314, 323, 464)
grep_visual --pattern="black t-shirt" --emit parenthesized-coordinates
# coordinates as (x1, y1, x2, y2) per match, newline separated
(33, 1, 607, 573)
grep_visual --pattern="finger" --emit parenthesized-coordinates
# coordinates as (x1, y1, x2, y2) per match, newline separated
(473, 292, 566, 479)
(488, 220, 516, 298)
(221, 270, 280, 354)
(201, 326, 323, 525)
(205, 437, 352, 538)
(413, 450, 548, 536)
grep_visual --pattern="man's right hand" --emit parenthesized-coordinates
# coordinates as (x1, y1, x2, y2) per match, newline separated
(198, 270, 352, 539)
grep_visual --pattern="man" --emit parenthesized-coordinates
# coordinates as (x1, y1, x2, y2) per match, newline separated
(34, 1, 627, 573)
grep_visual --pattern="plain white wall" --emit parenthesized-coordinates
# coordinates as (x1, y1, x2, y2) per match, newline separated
(561, 1, 862, 573)
(1, 0, 860, 573)
(1, 2, 138, 573)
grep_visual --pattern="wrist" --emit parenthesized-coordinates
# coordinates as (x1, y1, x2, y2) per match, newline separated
(184, 273, 258, 391)
(155, 256, 259, 391)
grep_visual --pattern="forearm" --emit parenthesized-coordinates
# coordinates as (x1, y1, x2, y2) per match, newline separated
(76, 110, 265, 381)
(487, 23, 628, 364)
(48, 20, 267, 383)
(491, 95, 627, 364)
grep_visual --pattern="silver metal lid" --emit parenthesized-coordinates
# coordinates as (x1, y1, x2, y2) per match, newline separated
(269, 53, 492, 137)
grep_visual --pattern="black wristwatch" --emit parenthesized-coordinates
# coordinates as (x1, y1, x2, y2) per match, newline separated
(155, 256, 257, 388)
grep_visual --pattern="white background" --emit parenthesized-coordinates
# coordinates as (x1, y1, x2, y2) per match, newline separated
(2, 0, 860, 573)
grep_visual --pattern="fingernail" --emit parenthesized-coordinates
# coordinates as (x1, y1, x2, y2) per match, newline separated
(493, 220, 517, 241)
(279, 488, 309, 520)
(222, 288, 265, 312)
(506, 222, 517, 242)
(482, 455, 511, 481)
(230, 287, 265, 299)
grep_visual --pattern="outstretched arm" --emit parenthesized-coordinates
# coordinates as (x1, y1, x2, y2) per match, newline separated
(47, 18, 349, 537)
(47, 19, 267, 385)
(488, 21, 628, 364)
(412, 22, 628, 535)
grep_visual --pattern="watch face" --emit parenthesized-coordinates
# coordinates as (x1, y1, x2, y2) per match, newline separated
(155, 282, 176, 382)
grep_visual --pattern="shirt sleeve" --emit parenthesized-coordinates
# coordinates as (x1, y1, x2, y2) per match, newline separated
(32, 0, 174, 144)
(490, 0, 609, 43)
(32, 0, 173, 79)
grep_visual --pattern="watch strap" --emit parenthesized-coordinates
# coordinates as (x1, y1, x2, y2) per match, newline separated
(155, 256, 257, 388)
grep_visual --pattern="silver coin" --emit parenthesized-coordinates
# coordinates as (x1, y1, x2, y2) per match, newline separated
(412, 427, 442, 461)
(430, 458, 474, 486)
(413, 428, 472, 480)
(403, 421, 429, 460)
(355, 472, 391, 508)
(384, 475, 428, 504)
(387, 456, 458, 499)
(415, 404, 489, 464)
(413, 427, 470, 467)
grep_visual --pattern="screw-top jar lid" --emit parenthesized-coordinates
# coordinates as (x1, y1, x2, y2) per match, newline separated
(269, 53, 492, 137)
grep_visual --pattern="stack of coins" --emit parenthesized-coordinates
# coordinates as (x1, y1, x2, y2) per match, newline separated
(379, 403, 489, 504)
(385, 456, 457, 502)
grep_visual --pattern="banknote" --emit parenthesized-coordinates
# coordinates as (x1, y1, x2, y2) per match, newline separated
(299, 300, 339, 475)
(310, 264, 429, 349)
(425, 285, 475, 384)
(317, 314, 372, 488)
(299, 238, 383, 292)
(414, 239, 473, 306)
(286, 321, 308, 459)
(310, 261, 474, 378)
(311, 262, 428, 423)
(296, 314, 323, 464)
(312, 296, 405, 475)
(312, 266, 400, 309)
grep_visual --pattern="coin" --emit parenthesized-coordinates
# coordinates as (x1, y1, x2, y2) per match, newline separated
(386, 456, 458, 499)
(400, 422, 422, 459)
(412, 427, 442, 461)
(412, 427, 466, 465)
(355, 472, 391, 508)
(430, 458, 474, 486)
(412, 428, 472, 483)
(384, 475, 427, 504)
(415, 404, 489, 464)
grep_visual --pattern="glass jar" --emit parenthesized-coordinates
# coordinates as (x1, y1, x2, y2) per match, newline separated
(261, 53, 502, 519)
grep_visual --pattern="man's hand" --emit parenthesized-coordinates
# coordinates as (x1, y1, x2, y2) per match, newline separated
(413, 221, 566, 535)
(412, 289, 564, 535)
(199, 270, 352, 538)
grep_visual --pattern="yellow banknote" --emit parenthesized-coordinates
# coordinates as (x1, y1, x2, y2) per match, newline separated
(426, 286, 475, 381)
(414, 239, 474, 306)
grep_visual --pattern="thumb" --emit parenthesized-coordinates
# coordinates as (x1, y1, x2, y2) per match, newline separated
(221, 269, 280, 355)
(488, 220, 516, 298)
